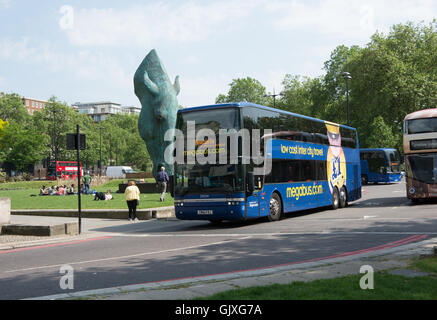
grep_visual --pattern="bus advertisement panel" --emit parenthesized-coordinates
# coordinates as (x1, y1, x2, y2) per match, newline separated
(173, 102, 361, 223)
(403, 108, 437, 201)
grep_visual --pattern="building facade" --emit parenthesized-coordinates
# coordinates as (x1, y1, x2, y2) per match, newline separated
(22, 97, 47, 115)
(72, 101, 140, 122)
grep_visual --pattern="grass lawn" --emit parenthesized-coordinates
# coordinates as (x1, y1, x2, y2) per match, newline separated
(0, 179, 174, 209)
(196, 256, 437, 300)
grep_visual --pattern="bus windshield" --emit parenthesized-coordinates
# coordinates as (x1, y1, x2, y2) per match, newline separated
(407, 118, 437, 134)
(385, 149, 401, 173)
(175, 163, 244, 195)
(407, 154, 437, 184)
(175, 107, 243, 195)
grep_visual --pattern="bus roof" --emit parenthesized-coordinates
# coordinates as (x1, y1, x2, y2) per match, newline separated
(404, 108, 437, 121)
(178, 102, 357, 131)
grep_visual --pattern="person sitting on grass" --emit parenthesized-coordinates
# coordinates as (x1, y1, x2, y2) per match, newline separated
(47, 186, 56, 195)
(67, 184, 75, 195)
(105, 189, 113, 200)
(40, 185, 48, 196)
(56, 185, 65, 196)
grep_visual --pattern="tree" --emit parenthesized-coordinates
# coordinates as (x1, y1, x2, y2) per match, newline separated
(277, 75, 315, 116)
(100, 113, 151, 170)
(0, 122, 46, 171)
(0, 93, 30, 124)
(347, 20, 437, 149)
(215, 77, 270, 105)
(361, 116, 399, 149)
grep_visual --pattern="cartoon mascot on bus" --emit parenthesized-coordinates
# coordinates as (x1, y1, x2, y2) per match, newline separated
(325, 122, 346, 194)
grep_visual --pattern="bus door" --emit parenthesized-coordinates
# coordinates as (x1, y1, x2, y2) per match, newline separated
(245, 171, 260, 218)
(367, 151, 386, 182)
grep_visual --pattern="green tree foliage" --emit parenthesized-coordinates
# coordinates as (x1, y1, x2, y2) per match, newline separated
(216, 77, 270, 105)
(0, 93, 30, 124)
(277, 75, 317, 116)
(277, 21, 437, 151)
(347, 20, 437, 149)
(0, 122, 46, 171)
(364, 116, 399, 149)
(99, 114, 151, 171)
(0, 93, 151, 173)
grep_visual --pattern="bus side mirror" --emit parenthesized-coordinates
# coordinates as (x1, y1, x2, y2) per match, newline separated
(247, 172, 255, 193)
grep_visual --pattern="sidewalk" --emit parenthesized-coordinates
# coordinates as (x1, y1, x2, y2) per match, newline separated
(0, 207, 175, 249)
(0, 215, 99, 250)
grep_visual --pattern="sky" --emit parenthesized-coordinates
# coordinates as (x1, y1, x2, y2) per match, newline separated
(0, 0, 436, 108)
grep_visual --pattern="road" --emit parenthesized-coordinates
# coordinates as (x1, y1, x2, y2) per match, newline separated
(0, 181, 436, 300)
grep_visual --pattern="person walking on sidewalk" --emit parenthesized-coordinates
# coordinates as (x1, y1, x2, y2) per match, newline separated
(156, 166, 169, 202)
(125, 180, 140, 222)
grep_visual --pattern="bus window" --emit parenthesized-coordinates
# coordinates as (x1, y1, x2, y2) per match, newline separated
(317, 161, 327, 181)
(303, 161, 312, 181)
(368, 151, 386, 173)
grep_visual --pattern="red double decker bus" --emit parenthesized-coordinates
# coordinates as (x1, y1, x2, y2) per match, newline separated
(46, 161, 83, 180)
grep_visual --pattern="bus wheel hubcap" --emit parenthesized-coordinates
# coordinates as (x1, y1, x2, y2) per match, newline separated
(270, 199, 280, 216)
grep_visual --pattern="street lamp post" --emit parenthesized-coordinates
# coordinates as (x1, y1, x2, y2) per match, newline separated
(99, 126, 103, 176)
(342, 72, 352, 126)
(52, 109, 57, 163)
(264, 88, 283, 108)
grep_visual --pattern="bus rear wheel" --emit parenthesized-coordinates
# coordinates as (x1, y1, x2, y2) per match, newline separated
(268, 193, 282, 221)
(331, 187, 339, 210)
(361, 175, 368, 185)
(339, 186, 347, 208)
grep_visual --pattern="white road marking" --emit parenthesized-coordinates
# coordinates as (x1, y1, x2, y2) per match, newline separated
(363, 215, 378, 219)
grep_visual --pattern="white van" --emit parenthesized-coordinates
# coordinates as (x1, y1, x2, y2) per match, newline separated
(105, 166, 134, 179)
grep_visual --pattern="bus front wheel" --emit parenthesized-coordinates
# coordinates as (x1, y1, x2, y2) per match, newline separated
(268, 193, 282, 221)
(331, 187, 339, 210)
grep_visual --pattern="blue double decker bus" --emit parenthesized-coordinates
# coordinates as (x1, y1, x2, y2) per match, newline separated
(359, 148, 402, 185)
(173, 102, 361, 223)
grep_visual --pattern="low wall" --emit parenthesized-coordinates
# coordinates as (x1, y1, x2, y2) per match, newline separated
(1, 222, 79, 236)
(118, 183, 159, 193)
(125, 172, 154, 179)
(0, 197, 10, 225)
(11, 206, 175, 220)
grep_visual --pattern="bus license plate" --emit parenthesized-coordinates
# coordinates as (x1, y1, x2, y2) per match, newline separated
(197, 210, 213, 215)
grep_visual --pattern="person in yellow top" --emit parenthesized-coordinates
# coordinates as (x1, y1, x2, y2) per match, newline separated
(124, 180, 140, 222)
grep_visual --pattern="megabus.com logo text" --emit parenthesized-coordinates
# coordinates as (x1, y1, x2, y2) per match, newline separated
(286, 185, 323, 200)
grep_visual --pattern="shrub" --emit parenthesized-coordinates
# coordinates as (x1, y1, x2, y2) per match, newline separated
(22, 173, 33, 181)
